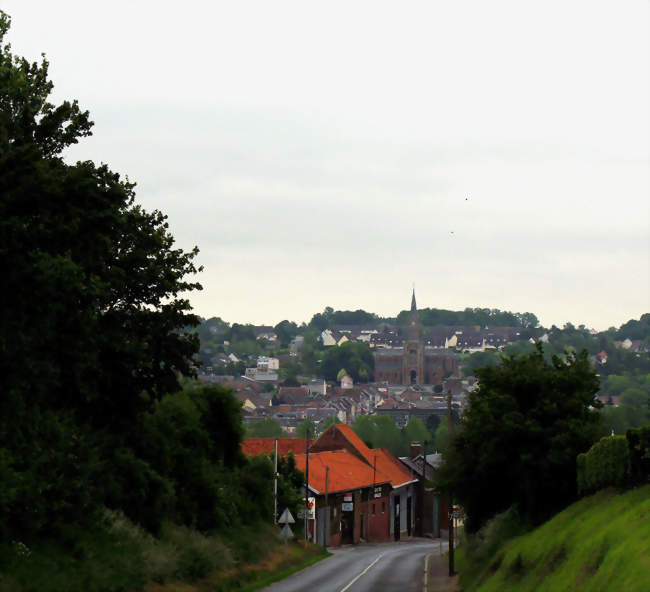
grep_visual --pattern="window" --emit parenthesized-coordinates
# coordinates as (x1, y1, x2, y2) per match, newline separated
(372, 503, 375, 515)
(381, 502, 385, 514)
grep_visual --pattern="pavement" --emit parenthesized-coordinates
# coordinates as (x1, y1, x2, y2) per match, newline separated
(425, 550, 460, 592)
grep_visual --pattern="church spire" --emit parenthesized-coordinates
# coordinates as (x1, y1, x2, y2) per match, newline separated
(407, 287, 420, 341)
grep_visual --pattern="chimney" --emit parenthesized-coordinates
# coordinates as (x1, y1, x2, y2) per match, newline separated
(410, 442, 422, 458)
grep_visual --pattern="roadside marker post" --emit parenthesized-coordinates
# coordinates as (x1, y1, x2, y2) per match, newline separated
(278, 508, 295, 552)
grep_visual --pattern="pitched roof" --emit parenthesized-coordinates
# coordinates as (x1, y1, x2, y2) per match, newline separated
(293, 450, 391, 494)
(241, 438, 313, 457)
(315, 424, 416, 489)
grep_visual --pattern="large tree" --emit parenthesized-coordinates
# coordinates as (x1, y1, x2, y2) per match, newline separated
(0, 11, 202, 536)
(440, 344, 602, 531)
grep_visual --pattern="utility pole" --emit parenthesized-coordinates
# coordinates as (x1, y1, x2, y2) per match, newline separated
(304, 426, 309, 544)
(324, 466, 329, 548)
(447, 389, 455, 576)
(274, 438, 278, 524)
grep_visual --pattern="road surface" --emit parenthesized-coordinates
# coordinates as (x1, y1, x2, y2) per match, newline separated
(262, 538, 448, 592)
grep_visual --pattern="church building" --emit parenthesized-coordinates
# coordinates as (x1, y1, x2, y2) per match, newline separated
(374, 291, 458, 385)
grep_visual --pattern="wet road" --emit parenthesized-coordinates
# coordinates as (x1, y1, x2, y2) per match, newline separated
(261, 538, 448, 592)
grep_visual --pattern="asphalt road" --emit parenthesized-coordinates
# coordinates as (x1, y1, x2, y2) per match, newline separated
(262, 538, 448, 592)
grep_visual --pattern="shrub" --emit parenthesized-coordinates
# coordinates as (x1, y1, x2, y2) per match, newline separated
(578, 436, 630, 495)
(626, 425, 650, 485)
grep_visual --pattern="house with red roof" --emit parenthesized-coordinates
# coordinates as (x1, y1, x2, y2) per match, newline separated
(304, 423, 419, 545)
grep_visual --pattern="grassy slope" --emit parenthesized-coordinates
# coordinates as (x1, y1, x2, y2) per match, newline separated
(0, 515, 328, 592)
(460, 485, 650, 592)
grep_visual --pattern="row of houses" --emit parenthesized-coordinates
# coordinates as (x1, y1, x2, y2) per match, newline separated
(241, 423, 450, 546)
(321, 325, 524, 352)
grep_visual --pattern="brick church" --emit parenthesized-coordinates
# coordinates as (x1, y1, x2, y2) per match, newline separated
(374, 291, 458, 385)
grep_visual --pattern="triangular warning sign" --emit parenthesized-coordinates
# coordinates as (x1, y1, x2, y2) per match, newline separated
(280, 524, 294, 540)
(278, 508, 295, 524)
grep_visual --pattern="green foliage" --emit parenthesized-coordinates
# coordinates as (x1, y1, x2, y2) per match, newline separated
(458, 485, 650, 592)
(0, 10, 202, 540)
(433, 416, 450, 453)
(441, 344, 602, 531)
(274, 320, 299, 347)
(395, 307, 538, 328)
(626, 425, 650, 485)
(577, 436, 631, 495)
(246, 418, 285, 438)
(308, 307, 382, 330)
(296, 417, 318, 439)
(321, 415, 342, 430)
(321, 341, 374, 382)
(403, 416, 430, 449)
(615, 313, 650, 341)
(275, 452, 305, 522)
(351, 414, 436, 457)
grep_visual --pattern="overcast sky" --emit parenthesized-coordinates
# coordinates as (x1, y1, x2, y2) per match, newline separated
(4, 1, 648, 330)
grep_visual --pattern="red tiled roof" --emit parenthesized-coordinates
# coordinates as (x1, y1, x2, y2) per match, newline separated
(241, 438, 313, 457)
(293, 450, 391, 495)
(325, 424, 415, 489)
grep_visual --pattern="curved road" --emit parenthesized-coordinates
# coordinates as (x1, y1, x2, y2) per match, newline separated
(262, 538, 448, 592)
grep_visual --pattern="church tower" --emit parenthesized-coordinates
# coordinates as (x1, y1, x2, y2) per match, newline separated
(403, 288, 424, 384)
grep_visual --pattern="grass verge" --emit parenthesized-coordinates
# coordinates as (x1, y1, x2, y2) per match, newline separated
(0, 511, 329, 592)
(458, 484, 650, 591)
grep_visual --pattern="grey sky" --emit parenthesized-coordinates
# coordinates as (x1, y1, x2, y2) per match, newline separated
(4, 1, 648, 329)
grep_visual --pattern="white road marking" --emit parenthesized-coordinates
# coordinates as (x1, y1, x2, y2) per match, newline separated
(339, 552, 385, 592)
(423, 554, 429, 591)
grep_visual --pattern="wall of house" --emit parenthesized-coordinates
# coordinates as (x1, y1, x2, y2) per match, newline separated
(360, 496, 391, 542)
(389, 484, 416, 538)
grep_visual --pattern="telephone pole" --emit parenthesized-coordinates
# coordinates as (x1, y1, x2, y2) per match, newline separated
(304, 427, 309, 543)
(447, 389, 455, 576)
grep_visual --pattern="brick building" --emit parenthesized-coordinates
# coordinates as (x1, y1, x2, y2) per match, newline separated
(374, 290, 458, 385)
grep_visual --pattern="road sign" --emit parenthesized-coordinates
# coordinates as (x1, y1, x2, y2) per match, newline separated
(278, 508, 295, 524)
(280, 524, 294, 541)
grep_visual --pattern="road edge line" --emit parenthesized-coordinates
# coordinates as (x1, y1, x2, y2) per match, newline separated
(339, 552, 385, 592)
(423, 553, 430, 592)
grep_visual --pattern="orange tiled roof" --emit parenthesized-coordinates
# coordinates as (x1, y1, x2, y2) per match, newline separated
(241, 438, 312, 457)
(293, 450, 391, 495)
(330, 424, 416, 488)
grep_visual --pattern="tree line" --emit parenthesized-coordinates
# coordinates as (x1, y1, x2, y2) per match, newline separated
(0, 13, 301, 546)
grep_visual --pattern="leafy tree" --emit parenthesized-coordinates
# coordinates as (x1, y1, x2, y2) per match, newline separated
(351, 415, 375, 447)
(275, 452, 305, 520)
(296, 417, 317, 439)
(0, 12, 202, 537)
(433, 416, 450, 453)
(403, 416, 430, 449)
(321, 415, 342, 430)
(274, 320, 299, 347)
(440, 344, 602, 532)
(246, 418, 285, 438)
(321, 341, 374, 382)
(615, 314, 650, 341)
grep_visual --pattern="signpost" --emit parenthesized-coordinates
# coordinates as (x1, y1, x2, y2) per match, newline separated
(278, 508, 295, 551)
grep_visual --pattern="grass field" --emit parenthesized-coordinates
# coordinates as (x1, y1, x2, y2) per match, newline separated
(0, 512, 329, 592)
(458, 484, 650, 591)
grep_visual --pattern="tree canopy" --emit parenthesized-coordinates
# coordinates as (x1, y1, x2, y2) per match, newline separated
(321, 341, 374, 382)
(440, 344, 603, 532)
(0, 11, 204, 537)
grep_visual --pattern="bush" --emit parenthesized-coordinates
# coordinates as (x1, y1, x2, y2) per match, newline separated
(626, 425, 650, 485)
(577, 436, 630, 495)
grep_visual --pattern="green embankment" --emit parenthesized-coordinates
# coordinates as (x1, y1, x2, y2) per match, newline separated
(0, 512, 329, 592)
(458, 485, 650, 591)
